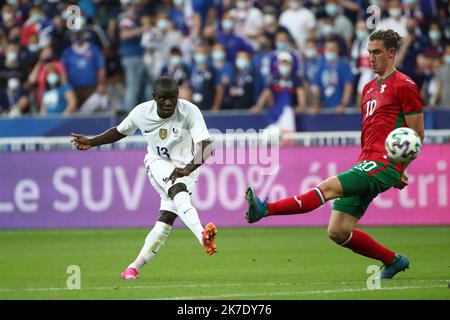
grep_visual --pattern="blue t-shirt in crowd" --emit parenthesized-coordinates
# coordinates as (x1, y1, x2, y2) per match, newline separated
(118, 16, 144, 57)
(313, 57, 354, 108)
(42, 83, 72, 113)
(304, 58, 321, 84)
(266, 73, 302, 124)
(216, 32, 253, 63)
(62, 43, 105, 88)
(213, 61, 234, 86)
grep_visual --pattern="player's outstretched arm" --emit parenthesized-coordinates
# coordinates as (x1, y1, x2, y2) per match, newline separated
(169, 139, 213, 183)
(71, 128, 126, 151)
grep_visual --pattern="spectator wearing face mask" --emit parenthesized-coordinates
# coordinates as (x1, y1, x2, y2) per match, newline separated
(0, 43, 26, 89)
(1, 4, 17, 36)
(377, 0, 408, 38)
(20, 5, 54, 48)
(141, 13, 183, 100)
(27, 45, 67, 106)
(302, 38, 322, 109)
(211, 43, 234, 92)
(40, 66, 77, 115)
(216, 11, 253, 63)
(229, 0, 264, 44)
(20, 33, 41, 74)
(278, 0, 316, 50)
(187, 44, 224, 112)
(61, 30, 106, 110)
(261, 7, 293, 50)
(396, 16, 428, 86)
(432, 44, 450, 108)
(320, 0, 354, 54)
(224, 50, 254, 110)
(316, 17, 348, 57)
(251, 51, 305, 133)
(261, 30, 301, 85)
(0, 77, 29, 117)
(311, 37, 354, 114)
(419, 23, 447, 107)
(160, 46, 192, 100)
(118, 0, 147, 112)
(350, 20, 374, 108)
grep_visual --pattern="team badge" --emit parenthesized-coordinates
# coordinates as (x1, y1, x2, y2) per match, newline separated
(159, 128, 168, 140)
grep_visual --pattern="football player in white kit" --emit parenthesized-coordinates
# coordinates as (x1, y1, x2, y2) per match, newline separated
(71, 76, 218, 280)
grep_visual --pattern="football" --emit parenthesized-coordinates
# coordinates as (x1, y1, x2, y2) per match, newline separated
(385, 127, 422, 163)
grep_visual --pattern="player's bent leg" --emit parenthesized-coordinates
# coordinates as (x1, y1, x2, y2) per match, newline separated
(327, 210, 359, 244)
(122, 211, 174, 280)
(168, 183, 218, 255)
(329, 209, 407, 278)
(245, 176, 344, 223)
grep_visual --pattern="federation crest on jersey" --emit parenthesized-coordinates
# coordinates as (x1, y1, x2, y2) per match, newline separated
(159, 128, 168, 140)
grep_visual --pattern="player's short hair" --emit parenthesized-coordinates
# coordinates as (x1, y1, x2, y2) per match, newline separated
(369, 29, 404, 50)
(154, 76, 178, 93)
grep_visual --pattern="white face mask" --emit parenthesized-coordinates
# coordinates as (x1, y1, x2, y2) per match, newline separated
(278, 64, 291, 76)
(304, 48, 317, 59)
(7, 78, 19, 91)
(389, 8, 402, 18)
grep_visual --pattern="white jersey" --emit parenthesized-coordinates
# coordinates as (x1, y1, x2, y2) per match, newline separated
(117, 99, 211, 168)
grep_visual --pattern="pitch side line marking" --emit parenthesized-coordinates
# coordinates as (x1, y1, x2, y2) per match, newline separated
(155, 285, 448, 300)
(0, 280, 448, 294)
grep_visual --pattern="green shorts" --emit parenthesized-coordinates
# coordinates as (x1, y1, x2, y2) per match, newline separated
(332, 160, 401, 219)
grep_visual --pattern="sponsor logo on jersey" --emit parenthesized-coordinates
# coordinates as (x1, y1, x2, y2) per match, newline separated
(159, 128, 168, 140)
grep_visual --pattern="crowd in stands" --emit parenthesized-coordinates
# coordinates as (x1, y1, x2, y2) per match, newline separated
(0, 0, 449, 131)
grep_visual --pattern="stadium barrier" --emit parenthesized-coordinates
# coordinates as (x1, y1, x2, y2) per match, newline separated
(1, 108, 449, 137)
(0, 131, 449, 229)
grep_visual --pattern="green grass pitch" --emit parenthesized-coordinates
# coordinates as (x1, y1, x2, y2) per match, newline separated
(0, 226, 449, 299)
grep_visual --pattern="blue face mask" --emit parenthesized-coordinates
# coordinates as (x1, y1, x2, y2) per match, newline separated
(222, 19, 234, 31)
(356, 30, 368, 40)
(46, 73, 59, 86)
(429, 30, 441, 41)
(157, 19, 169, 31)
(278, 65, 291, 76)
(212, 50, 225, 61)
(325, 4, 338, 16)
(236, 58, 250, 70)
(28, 44, 40, 53)
(171, 56, 182, 65)
(304, 48, 317, 59)
(194, 53, 207, 65)
(276, 42, 289, 51)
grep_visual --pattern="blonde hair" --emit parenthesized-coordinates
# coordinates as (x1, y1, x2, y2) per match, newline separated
(369, 29, 404, 50)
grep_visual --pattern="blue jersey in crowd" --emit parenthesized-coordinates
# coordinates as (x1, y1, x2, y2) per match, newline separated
(313, 57, 354, 108)
(62, 43, 105, 88)
(42, 83, 72, 113)
(118, 16, 144, 57)
(304, 58, 321, 84)
(266, 73, 302, 124)
(216, 32, 253, 63)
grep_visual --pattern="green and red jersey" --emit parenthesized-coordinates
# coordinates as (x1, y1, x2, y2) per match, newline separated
(358, 70, 423, 173)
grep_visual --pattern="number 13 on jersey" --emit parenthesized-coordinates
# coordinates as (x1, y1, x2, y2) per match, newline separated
(156, 146, 171, 159)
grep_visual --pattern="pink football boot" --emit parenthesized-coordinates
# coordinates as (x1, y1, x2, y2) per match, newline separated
(121, 267, 139, 280)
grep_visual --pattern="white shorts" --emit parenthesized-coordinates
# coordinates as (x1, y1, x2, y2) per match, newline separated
(145, 159, 198, 213)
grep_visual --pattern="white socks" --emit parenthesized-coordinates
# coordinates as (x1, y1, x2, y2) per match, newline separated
(128, 221, 171, 270)
(173, 191, 204, 245)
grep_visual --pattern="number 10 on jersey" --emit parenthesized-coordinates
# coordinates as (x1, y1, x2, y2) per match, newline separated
(366, 100, 377, 118)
